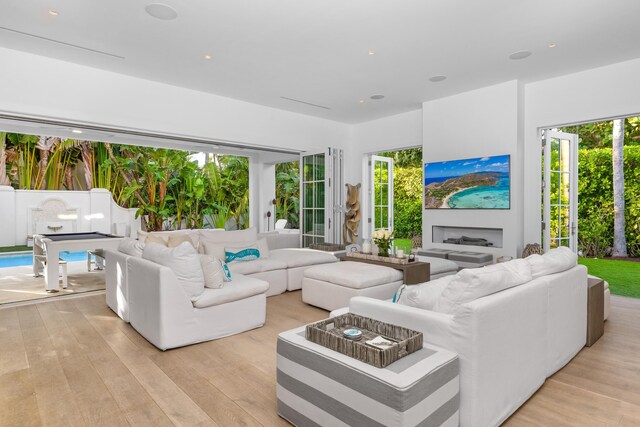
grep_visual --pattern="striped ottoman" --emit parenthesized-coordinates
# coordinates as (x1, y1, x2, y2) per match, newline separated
(277, 326, 459, 427)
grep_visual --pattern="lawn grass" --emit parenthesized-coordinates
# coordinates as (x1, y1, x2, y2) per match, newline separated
(0, 245, 31, 253)
(579, 257, 640, 298)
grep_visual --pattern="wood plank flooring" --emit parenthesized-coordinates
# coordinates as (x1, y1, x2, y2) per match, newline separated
(0, 292, 639, 426)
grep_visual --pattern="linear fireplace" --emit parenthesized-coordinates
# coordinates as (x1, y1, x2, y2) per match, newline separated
(432, 225, 503, 249)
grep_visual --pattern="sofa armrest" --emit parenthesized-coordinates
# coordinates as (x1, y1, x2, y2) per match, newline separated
(127, 257, 194, 350)
(348, 297, 454, 350)
(104, 249, 131, 321)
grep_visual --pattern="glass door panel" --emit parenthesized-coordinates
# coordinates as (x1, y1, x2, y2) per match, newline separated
(300, 152, 326, 247)
(543, 130, 578, 252)
(371, 155, 394, 232)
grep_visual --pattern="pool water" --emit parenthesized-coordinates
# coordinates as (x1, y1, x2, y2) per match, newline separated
(0, 251, 89, 268)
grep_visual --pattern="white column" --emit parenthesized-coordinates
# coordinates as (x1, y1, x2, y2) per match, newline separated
(261, 163, 276, 232)
(251, 157, 276, 233)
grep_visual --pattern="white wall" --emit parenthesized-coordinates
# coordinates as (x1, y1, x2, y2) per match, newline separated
(422, 81, 523, 259)
(0, 48, 350, 153)
(523, 58, 640, 245)
(0, 186, 139, 247)
(347, 109, 422, 183)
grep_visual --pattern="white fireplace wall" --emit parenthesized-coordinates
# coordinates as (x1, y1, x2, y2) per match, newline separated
(0, 186, 140, 247)
(422, 81, 524, 259)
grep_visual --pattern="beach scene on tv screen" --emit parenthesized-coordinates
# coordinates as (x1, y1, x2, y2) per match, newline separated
(424, 154, 510, 209)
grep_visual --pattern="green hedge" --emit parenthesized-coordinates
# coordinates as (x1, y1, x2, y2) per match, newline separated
(393, 166, 423, 238)
(578, 146, 640, 256)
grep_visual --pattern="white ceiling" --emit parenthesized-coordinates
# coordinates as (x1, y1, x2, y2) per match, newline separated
(1, 0, 640, 124)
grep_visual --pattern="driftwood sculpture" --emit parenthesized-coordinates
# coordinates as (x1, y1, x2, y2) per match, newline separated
(343, 183, 361, 245)
(522, 243, 543, 258)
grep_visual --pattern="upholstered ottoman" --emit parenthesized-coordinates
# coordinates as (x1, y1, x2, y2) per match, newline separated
(417, 248, 455, 259)
(447, 251, 493, 268)
(416, 256, 459, 279)
(277, 326, 460, 427)
(302, 261, 403, 311)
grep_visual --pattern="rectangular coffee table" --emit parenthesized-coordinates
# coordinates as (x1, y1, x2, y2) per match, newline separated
(33, 232, 124, 292)
(277, 325, 459, 427)
(338, 255, 430, 284)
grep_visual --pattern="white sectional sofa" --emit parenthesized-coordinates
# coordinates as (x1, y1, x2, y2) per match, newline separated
(341, 247, 588, 427)
(127, 256, 268, 350)
(105, 227, 339, 323)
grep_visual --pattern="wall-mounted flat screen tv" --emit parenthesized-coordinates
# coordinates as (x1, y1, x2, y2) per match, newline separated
(424, 154, 510, 209)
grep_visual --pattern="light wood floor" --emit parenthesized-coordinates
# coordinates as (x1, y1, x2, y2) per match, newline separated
(0, 292, 639, 427)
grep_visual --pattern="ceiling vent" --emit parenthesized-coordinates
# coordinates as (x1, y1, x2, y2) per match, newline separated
(0, 26, 125, 59)
(280, 96, 332, 110)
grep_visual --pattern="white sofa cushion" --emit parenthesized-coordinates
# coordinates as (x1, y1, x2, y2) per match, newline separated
(258, 231, 301, 249)
(118, 238, 145, 257)
(142, 242, 205, 302)
(269, 248, 338, 268)
(434, 259, 533, 314)
(228, 258, 288, 275)
(397, 275, 455, 310)
(304, 261, 403, 289)
(198, 227, 257, 243)
(193, 274, 269, 308)
(526, 246, 577, 278)
(200, 255, 225, 289)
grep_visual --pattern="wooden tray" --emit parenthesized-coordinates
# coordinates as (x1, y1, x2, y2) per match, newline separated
(305, 313, 423, 368)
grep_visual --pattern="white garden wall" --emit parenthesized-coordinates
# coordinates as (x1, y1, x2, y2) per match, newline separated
(0, 186, 139, 247)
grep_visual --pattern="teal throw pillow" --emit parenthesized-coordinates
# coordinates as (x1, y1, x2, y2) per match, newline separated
(225, 247, 260, 263)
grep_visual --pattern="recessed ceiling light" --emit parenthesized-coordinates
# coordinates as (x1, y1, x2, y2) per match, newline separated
(145, 3, 178, 21)
(204, 54, 212, 60)
(548, 43, 557, 48)
(48, 9, 59, 16)
(370, 94, 385, 100)
(71, 129, 83, 134)
(509, 50, 532, 60)
(359, 100, 365, 104)
(368, 50, 375, 56)
(429, 75, 447, 82)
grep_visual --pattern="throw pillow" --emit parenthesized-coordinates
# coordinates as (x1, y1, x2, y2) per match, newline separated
(225, 246, 260, 263)
(219, 259, 232, 281)
(526, 246, 577, 278)
(397, 275, 455, 310)
(200, 239, 227, 259)
(145, 234, 168, 246)
(199, 254, 224, 289)
(168, 233, 197, 249)
(118, 238, 145, 257)
(142, 241, 205, 302)
(434, 259, 532, 314)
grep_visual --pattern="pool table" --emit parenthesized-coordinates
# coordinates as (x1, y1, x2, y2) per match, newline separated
(33, 232, 125, 292)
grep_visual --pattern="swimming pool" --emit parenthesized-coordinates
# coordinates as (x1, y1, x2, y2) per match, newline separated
(0, 251, 89, 268)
